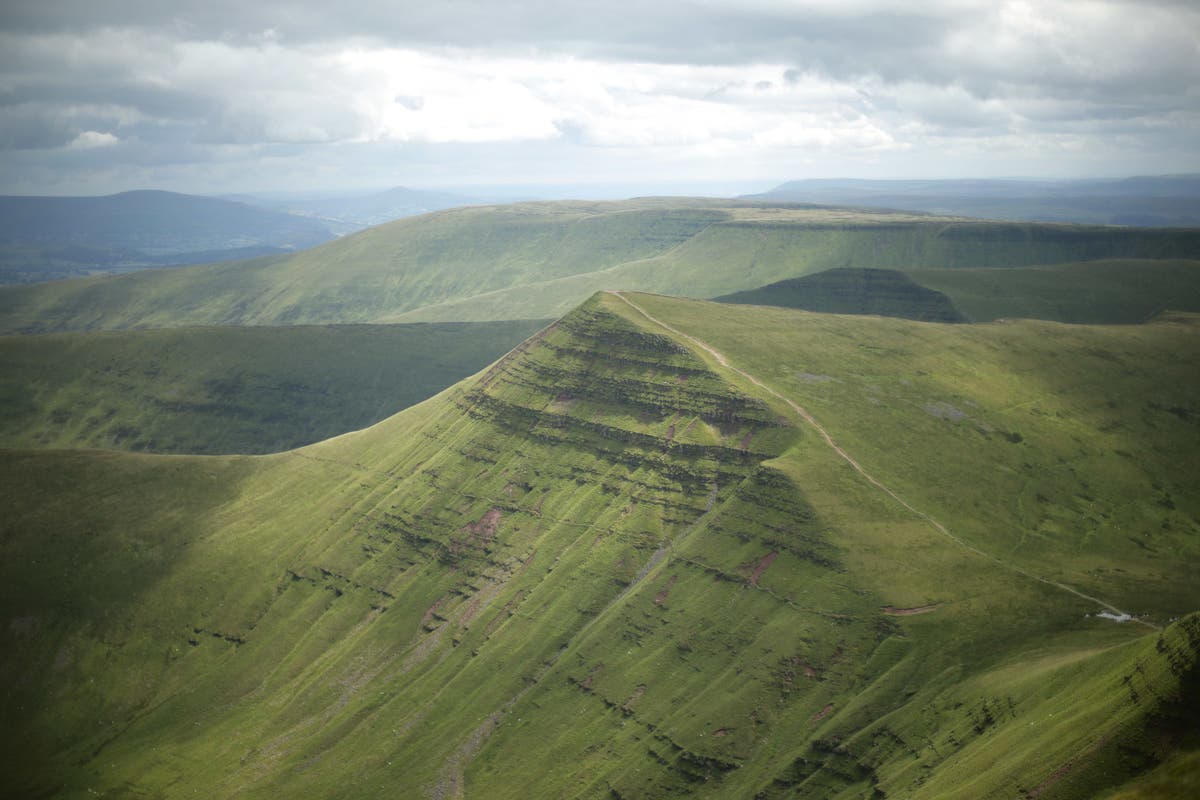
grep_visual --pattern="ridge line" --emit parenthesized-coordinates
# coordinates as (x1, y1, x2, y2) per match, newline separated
(607, 291, 1158, 631)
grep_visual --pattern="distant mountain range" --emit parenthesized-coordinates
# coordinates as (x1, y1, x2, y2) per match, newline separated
(744, 175, 1200, 226)
(224, 185, 478, 233)
(0, 190, 337, 283)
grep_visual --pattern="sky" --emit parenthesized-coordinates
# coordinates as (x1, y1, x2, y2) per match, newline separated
(1, 0, 1198, 196)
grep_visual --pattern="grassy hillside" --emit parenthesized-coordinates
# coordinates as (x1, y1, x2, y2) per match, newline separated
(2, 293, 1197, 798)
(3, 199, 1199, 333)
(380, 211, 1200, 323)
(713, 267, 966, 321)
(905, 259, 1200, 323)
(0, 320, 545, 454)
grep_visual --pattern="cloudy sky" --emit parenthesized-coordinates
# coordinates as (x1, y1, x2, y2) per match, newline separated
(1, 0, 1198, 196)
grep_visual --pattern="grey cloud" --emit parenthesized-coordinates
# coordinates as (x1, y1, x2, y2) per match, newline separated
(0, 0, 1197, 192)
(0, 105, 80, 149)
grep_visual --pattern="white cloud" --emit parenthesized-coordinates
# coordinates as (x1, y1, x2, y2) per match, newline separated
(67, 130, 119, 149)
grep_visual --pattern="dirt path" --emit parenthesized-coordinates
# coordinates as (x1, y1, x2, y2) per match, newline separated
(609, 291, 1157, 631)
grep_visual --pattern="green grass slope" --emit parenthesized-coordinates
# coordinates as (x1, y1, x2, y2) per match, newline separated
(713, 267, 966, 322)
(387, 212, 1200, 324)
(905, 258, 1200, 322)
(0, 199, 727, 332)
(0, 319, 546, 454)
(3, 200, 1199, 333)
(2, 294, 1198, 798)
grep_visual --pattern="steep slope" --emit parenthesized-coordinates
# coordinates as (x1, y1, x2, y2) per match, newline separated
(0, 319, 547, 454)
(3, 199, 1199, 333)
(3, 294, 1198, 799)
(713, 268, 966, 322)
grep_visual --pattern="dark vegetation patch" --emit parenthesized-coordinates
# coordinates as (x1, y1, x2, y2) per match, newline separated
(714, 268, 966, 322)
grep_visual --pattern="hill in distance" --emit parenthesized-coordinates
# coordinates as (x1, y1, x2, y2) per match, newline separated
(0, 190, 336, 283)
(229, 185, 479, 233)
(3, 291, 1198, 798)
(3, 198, 1199, 334)
(744, 176, 1200, 227)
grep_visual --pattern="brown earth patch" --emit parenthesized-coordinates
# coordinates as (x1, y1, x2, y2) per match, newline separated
(881, 604, 939, 616)
(463, 507, 503, 546)
(739, 430, 753, 451)
(810, 703, 834, 724)
(742, 550, 779, 586)
(786, 655, 820, 680)
(580, 664, 603, 691)
(666, 423, 676, 441)
(420, 596, 448, 627)
(654, 575, 679, 606)
(712, 727, 731, 738)
(459, 596, 483, 626)
(621, 684, 646, 715)
(482, 588, 529, 638)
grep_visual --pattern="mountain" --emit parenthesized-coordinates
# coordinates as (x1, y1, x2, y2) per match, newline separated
(0, 190, 336, 283)
(744, 176, 1200, 227)
(3, 292, 1197, 798)
(0, 319, 547, 454)
(2, 198, 1198, 334)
